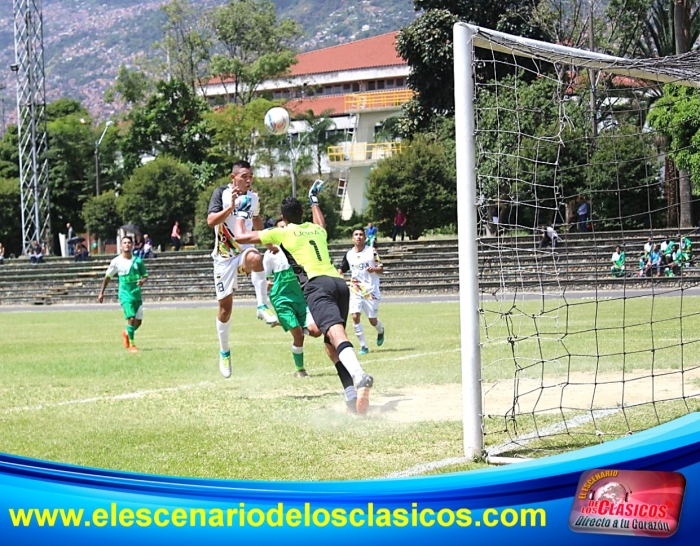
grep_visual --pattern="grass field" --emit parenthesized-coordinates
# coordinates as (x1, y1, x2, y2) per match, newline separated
(1, 296, 699, 481)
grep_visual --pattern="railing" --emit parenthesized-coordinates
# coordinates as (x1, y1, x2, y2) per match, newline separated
(344, 89, 413, 110)
(327, 141, 403, 164)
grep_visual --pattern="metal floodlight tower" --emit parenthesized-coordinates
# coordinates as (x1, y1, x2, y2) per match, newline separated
(13, 0, 50, 255)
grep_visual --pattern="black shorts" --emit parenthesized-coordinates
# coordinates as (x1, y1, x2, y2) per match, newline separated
(303, 276, 349, 335)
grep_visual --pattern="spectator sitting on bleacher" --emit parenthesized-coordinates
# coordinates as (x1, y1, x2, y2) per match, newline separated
(681, 235, 693, 265)
(142, 234, 155, 258)
(74, 242, 89, 262)
(539, 226, 559, 249)
(644, 237, 653, 256)
(0, 241, 5, 265)
(29, 240, 44, 264)
(611, 245, 625, 277)
(646, 244, 663, 277)
(637, 253, 647, 277)
(132, 235, 144, 258)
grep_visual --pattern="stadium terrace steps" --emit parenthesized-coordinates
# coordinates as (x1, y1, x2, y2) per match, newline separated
(0, 231, 698, 305)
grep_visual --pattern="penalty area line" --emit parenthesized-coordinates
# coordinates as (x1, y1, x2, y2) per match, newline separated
(3, 382, 213, 414)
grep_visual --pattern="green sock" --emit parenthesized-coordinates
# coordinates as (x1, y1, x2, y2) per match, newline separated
(292, 347, 304, 371)
(126, 325, 136, 346)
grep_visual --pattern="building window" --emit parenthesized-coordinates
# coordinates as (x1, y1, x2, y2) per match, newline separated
(352, 82, 360, 92)
(377, 80, 385, 89)
(395, 78, 405, 87)
(367, 81, 376, 91)
(337, 178, 347, 197)
(343, 83, 351, 91)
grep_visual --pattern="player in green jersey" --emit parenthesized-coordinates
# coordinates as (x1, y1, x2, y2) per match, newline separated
(233, 182, 374, 415)
(263, 219, 322, 377)
(97, 236, 149, 353)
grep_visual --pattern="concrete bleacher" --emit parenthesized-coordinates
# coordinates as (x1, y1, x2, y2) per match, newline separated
(0, 229, 698, 305)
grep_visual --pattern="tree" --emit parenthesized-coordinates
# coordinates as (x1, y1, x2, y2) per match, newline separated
(588, 125, 663, 230)
(104, 64, 154, 108)
(396, 1, 543, 134)
(157, 0, 213, 92)
(367, 135, 456, 240)
(46, 103, 96, 237)
(295, 109, 346, 177)
(121, 79, 211, 175)
(648, 85, 700, 188)
(0, 125, 20, 180)
(82, 191, 122, 243)
(209, 0, 302, 105)
(0, 177, 21, 256)
(206, 97, 279, 165)
(117, 157, 197, 248)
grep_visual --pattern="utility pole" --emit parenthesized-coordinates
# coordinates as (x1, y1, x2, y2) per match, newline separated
(13, 0, 51, 255)
(94, 120, 113, 253)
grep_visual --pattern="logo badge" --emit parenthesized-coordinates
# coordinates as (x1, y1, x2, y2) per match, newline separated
(569, 469, 685, 538)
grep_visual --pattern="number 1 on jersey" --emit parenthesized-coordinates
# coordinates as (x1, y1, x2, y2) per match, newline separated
(309, 240, 322, 261)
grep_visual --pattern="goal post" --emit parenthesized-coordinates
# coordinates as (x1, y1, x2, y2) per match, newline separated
(454, 22, 700, 460)
(454, 23, 483, 460)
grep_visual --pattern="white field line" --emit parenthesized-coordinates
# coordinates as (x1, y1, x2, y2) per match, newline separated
(384, 408, 621, 478)
(3, 382, 213, 414)
(3, 349, 462, 414)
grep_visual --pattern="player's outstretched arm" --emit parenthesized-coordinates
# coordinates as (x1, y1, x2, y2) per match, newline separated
(309, 179, 326, 228)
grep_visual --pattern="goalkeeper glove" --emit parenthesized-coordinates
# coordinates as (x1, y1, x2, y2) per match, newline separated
(308, 179, 326, 206)
(235, 194, 253, 220)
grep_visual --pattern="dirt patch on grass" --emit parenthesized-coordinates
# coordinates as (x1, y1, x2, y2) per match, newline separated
(357, 368, 700, 422)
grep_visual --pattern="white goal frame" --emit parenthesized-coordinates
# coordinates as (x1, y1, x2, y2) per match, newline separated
(453, 22, 700, 460)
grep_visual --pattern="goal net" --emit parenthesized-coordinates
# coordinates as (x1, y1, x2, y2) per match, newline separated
(453, 23, 700, 460)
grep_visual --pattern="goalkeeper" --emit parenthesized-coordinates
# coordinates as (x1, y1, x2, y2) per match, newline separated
(263, 219, 321, 378)
(233, 182, 375, 415)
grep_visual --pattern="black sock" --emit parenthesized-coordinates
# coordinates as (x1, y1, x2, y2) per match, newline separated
(334, 361, 354, 390)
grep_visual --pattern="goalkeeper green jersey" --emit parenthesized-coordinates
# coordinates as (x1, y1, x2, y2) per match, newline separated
(259, 223, 340, 282)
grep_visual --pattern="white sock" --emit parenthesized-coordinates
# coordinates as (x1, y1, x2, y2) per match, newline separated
(250, 270, 267, 307)
(338, 345, 364, 383)
(216, 318, 231, 353)
(354, 323, 367, 347)
(291, 344, 304, 355)
(344, 386, 357, 402)
(373, 320, 384, 334)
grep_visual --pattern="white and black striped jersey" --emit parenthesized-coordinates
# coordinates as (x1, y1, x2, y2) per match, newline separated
(207, 186, 260, 261)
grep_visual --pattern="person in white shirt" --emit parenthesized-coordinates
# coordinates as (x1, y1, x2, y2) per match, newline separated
(338, 227, 386, 355)
(206, 160, 278, 379)
(539, 225, 559, 249)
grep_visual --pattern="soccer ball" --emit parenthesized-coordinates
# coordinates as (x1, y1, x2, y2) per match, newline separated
(264, 107, 290, 135)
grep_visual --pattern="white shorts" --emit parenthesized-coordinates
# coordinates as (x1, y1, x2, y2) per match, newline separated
(213, 247, 256, 300)
(349, 292, 379, 318)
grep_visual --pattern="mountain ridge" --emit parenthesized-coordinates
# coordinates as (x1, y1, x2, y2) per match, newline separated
(0, 0, 416, 124)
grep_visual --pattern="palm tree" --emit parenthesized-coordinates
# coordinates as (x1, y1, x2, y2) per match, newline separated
(296, 109, 346, 178)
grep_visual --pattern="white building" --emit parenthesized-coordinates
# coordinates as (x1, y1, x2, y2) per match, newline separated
(199, 31, 411, 219)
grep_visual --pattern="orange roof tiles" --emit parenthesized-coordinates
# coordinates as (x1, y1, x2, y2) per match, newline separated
(202, 31, 406, 88)
(291, 32, 405, 76)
